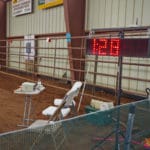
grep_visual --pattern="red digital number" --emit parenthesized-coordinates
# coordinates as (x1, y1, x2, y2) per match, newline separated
(93, 38, 97, 55)
(92, 38, 108, 55)
(98, 39, 107, 55)
(110, 39, 120, 56)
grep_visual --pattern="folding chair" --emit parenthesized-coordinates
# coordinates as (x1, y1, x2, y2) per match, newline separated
(42, 81, 82, 120)
(54, 81, 82, 108)
(29, 89, 79, 150)
(29, 81, 82, 150)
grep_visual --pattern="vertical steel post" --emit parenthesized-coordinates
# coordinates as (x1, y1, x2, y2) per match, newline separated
(124, 104, 135, 150)
(115, 31, 124, 150)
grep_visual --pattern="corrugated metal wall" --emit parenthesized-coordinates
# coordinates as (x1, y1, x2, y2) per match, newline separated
(86, 0, 150, 30)
(7, 40, 25, 70)
(85, 0, 150, 94)
(6, 1, 69, 79)
(7, 38, 69, 79)
(7, 1, 66, 36)
(37, 38, 69, 79)
(6, 0, 150, 94)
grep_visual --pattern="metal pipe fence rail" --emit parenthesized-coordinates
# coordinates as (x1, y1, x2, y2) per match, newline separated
(0, 31, 150, 96)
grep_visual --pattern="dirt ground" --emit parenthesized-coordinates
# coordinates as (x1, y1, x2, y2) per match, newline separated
(0, 71, 134, 134)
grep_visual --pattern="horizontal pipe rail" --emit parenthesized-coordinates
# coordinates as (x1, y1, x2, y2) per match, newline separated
(1, 60, 150, 83)
(0, 27, 150, 97)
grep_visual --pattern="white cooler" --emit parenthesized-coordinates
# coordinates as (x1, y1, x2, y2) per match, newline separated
(22, 82, 36, 92)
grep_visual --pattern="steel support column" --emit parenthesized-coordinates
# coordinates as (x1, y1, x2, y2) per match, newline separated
(64, 0, 86, 81)
(0, 1, 6, 68)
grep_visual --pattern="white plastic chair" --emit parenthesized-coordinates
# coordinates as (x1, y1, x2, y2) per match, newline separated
(54, 81, 82, 107)
(42, 81, 82, 120)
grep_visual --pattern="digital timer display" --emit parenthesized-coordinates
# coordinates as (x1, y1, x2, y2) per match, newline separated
(86, 38, 150, 57)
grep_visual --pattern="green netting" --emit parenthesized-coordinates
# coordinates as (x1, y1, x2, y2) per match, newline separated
(0, 99, 150, 150)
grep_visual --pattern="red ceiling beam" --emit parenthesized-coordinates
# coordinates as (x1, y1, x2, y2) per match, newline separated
(64, 0, 86, 81)
(0, 1, 6, 67)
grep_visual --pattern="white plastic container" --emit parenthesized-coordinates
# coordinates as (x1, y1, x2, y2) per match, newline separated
(22, 82, 36, 92)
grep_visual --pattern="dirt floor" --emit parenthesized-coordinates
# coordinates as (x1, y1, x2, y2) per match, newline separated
(0, 71, 135, 134)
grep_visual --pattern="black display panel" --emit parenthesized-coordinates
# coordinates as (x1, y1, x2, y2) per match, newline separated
(86, 38, 150, 57)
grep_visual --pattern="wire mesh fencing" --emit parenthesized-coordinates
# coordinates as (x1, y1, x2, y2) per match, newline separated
(0, 99, 150, 150)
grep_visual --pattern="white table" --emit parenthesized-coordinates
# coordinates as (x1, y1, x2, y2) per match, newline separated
(14, 86, 45, 127)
